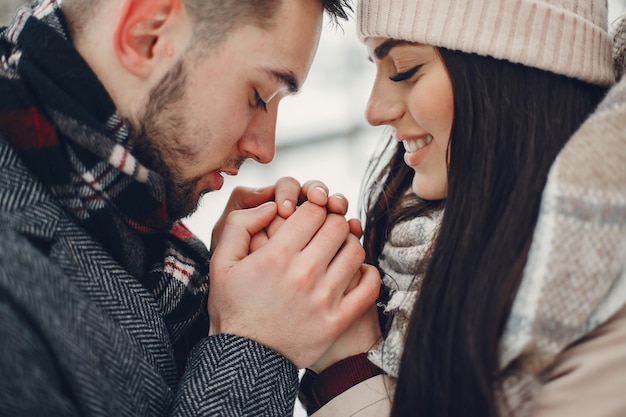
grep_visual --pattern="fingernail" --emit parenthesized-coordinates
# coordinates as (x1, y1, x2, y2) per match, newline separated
(283, 199, 295, 211)
(314, 186, 328, 197)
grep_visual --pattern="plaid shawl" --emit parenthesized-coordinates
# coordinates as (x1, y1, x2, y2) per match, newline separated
(0, 0, 209, 367)
(497, 14, 626, 416)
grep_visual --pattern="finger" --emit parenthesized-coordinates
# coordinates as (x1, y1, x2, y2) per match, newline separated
(301, 180, 329, 207)
(250, 215, 285, 251)
(211, 202, 278, 266)
(344, 269, 362, 294)
(326, 193, 349, 215)
(249, 230, 269, 253)
(348, 218, 363, 238)
(300, 212, 351, 267)
(274, 177, 302, 219)
(337, 264, 381, 323)
(226, 185, 275, 211)
(266, 215, 286, 238)
(211, 185, 276, 252)
(268, 201, 328, 252)
(320, 233, 365, 291)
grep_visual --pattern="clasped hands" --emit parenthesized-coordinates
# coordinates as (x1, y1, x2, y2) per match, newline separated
(208, 177, 382, 370)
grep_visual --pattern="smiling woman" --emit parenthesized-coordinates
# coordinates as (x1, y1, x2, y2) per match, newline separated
(365, 40, 453, 200)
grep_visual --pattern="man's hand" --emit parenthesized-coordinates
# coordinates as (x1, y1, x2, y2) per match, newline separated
(210, 177, 349, 252)
(208, 201, 380, 368)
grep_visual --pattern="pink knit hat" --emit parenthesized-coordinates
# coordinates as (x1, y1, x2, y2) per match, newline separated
(357, 0, 615, 86)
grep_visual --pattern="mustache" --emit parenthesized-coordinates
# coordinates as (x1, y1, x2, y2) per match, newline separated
(222, 157, 246, 173)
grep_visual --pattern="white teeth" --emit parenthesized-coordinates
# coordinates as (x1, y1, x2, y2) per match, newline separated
(403, 135, 433, 153)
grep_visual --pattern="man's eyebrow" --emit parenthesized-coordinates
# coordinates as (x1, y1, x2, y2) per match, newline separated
(372, 39, 411, 60)
(266, 68, 300, 94)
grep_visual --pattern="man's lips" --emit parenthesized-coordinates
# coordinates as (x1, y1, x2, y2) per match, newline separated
(212, 169, 239, 191)
(220, 169, 239, 176)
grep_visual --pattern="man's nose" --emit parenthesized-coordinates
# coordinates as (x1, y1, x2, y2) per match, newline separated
(239, 110, 277, 164)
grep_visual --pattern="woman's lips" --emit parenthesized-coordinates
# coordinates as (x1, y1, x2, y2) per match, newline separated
(400, 135, 434, 167)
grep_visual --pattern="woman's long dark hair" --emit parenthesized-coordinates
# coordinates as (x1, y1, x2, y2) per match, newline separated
(362, 48, 607, 416)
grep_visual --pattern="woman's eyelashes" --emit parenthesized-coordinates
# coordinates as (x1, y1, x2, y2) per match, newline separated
(389, 65, 422, 82)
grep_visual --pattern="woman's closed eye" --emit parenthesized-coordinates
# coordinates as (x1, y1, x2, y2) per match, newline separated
(389, 65, 422, 82)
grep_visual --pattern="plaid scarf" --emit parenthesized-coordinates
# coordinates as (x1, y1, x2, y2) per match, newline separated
(0, 0, 209, 368)
(497, 14, 626, 416)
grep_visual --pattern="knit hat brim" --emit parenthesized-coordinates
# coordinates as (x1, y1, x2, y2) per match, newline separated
(358, 0, 615, 86)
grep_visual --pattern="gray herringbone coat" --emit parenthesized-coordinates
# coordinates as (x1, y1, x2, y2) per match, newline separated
(0, 136, 299, 416)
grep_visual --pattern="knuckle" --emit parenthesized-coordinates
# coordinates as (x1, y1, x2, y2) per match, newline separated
(324, 313, 346, 338)
(263, 245, 287, 267)
(301, 201, 327, 217)
(225, 207, 243, 221)
(303, 179, 324, 189)
(276, 177, 301, 195)
(327, 214, 349, 232)
(344, 238, 366, 261)
(292, 262, 317, 289)
(278, 176, 299, 186)
(230, 185, 248, 199)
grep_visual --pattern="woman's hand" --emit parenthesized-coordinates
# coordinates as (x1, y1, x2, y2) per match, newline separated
(308, 267, 383, 373)
(210, 177, 350, 252)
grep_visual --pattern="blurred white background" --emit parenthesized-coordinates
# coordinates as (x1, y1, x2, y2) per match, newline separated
(2, 2, 626, 416)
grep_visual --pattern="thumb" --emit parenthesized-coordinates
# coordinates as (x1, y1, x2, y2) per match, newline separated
(231, 185, 275, 210)
(339, 264, 381, 322)
(212, 201, 278, 266)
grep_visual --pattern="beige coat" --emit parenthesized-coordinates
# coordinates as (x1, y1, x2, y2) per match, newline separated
(311, 303, 626, 417)
(311, 374, 393, 417)
(529, 303, 626, 417)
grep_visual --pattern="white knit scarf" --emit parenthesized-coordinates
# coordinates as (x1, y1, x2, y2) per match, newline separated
(368, 208, 443, 377)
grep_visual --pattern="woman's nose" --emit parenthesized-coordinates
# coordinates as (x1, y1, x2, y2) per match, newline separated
(365, 78, 403, 127)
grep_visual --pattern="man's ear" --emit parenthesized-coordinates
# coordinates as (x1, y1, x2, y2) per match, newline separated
(113, 0, 181, 78)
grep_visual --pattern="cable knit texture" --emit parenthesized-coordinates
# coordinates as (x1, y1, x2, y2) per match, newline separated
(368, 208, 443, 378)
(358, 0, 615, 86)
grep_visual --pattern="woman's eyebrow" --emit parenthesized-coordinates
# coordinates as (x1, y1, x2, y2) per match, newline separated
(373, 39, 412, 60)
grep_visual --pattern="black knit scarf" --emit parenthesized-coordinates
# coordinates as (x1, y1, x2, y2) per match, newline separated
(0, 0, 209, 370)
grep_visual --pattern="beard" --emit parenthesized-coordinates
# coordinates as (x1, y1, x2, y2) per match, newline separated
(127, 59, 203, 221)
